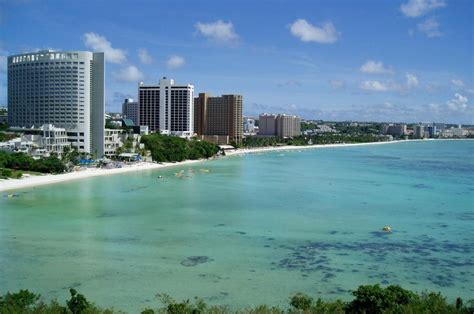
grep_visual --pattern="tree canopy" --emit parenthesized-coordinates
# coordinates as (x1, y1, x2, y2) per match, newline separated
(141, 134, 220, 162)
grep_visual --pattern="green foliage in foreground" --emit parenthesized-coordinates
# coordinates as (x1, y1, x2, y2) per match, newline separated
(0, 151, 67, 176)
(1, 285, 473, 314)
(141, 134, 220, 162)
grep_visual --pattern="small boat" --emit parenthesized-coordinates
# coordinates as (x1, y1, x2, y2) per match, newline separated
(382, 225, 392, 233)
(158, 175, 163, 179)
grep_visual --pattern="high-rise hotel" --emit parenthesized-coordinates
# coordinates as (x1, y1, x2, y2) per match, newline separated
(194, 93, 243, 144)
(138, 77, 194, 137)
(258, 113, 301, 138)
(7, 50, 105, 156)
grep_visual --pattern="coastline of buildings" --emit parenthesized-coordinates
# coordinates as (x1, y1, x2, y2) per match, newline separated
(1, 49, 473, 162)
(380, 122, 470, 139)
(2, 49, 246, 159)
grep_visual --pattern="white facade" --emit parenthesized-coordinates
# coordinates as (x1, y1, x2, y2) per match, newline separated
(38, 124, 70, 154)
(243, 117, 256, 133)
(139, 77, 194, 136)
(1, 124, 70, 157)
(104, 129, 123, 157)
(452, 127, 467, 137)
(8, 50, 105, 157)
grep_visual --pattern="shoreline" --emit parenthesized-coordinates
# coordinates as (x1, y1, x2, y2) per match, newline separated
(226, 139, 416, 156)
(0, 138, 468, 192)
(0, 159, 205, 192)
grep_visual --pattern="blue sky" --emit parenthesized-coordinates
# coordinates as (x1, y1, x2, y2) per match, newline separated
(0, 0, 473, 123)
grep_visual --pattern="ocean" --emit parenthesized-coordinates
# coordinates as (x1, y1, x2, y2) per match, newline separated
(1, 140, 473, 311)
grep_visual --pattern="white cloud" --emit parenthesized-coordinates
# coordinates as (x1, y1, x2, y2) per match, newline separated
(400, 0, 446, 18)
(166, 55, 185, 69)
(360, 60, 394, 74)
(406, 73, 419, 88)
(195, 20, 239, 45)
(451, 79, 465, 87)
(138, 48, 153, 64)
(329, 80, 346, 89)
(83, 32, 127, 63)
(114, 65, 144, 82)
(446, 93, 468, 111)
(289, 19, 339, 44)
(360, 80, 389, 91)
(417, 18, 442, 37)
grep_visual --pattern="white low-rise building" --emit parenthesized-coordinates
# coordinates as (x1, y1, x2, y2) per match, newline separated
(104, 129, 124, 157)
(2, 124, 70, 157)
(39, 124, 70, 154)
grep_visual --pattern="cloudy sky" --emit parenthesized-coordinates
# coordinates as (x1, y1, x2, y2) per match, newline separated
(0, 0, 473, 123)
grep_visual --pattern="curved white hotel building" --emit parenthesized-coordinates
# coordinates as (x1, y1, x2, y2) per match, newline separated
(8, 50, 105, 156)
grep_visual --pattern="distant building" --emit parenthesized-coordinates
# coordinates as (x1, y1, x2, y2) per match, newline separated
(433, 123, 446, 131)
(441, 129, 453, 138)
(384, 124, 407, 136)
(243, 117, 256, 134)
(139, 77, 194, 136)
(258, 113, 277, 135)
(8, 50, 105, 156)
(426, 125, 437, 138)
(452, 127, 467, 137)
(194, 93, 243, 144)
(276, 114, 301, 138)
(414, 125, 425, 138)
(122, 98, 139, 125)
(258, 113, 301, 137)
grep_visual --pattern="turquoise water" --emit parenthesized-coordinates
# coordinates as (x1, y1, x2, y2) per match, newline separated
(1, 140, 473, 311)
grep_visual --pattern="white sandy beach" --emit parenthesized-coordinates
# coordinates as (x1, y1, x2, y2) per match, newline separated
(225, 139, 417, 156)
(0, 139, 427, 192)
(0, 159, 204, 192)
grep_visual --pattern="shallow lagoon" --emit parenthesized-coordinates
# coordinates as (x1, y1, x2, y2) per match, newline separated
(1, 140, 473, 311)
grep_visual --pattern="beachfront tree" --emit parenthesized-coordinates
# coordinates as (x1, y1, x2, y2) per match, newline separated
(141, 134, 219, 162)
(67, 289, 89, 314)
(0, 289, 40, 311)
(290, 293, 313, 310)
(347, 284, 418, 313)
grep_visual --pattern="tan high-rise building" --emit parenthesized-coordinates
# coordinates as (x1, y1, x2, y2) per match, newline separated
(194, 93, 243, 144)
(276, 114, 301, 138)
(258, 113, 277, 135)
(258, 113, 301, 138)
